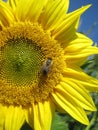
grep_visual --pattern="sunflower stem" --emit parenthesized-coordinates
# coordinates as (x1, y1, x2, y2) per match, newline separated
(85, 112, 96, 130)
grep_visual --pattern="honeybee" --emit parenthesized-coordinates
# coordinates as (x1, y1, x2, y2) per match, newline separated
(42, 58, 53, 75)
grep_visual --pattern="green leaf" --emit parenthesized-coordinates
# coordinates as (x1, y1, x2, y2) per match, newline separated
(51, 113, 69, 130)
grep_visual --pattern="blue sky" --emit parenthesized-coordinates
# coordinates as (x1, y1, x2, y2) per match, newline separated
(69, 0, 98, 44)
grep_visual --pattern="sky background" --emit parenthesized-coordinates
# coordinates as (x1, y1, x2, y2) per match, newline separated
(69, 0, 98, 44)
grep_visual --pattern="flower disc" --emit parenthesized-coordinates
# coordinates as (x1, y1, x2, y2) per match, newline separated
(0, 22, 66, 107)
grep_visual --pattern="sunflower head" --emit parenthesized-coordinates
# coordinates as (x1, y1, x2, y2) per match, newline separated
(0, 0, 98, 130)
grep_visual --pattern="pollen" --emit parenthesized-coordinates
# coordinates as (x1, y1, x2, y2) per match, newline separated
(0, 22, 66, 107)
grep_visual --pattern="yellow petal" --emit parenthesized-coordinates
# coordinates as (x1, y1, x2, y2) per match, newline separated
(65, 32, 93, 48)
(40, 0, 69, 30)
(16, 0, 47, 22)
(53, 5, 91, 40)
(75, 17, 81, 30)
(4, 106, 25, 130)
(65, 46, 98, 58)
(51, 89, 89, 125)
(0, 104, 7, 130)
(63, 67, 98, 92)
(59, 80, 96, 111)
(0, 1, 16, 26)
(33, 100, 55, 130)
(24, 107, 34, 129)
(64, 34, 98, 65)
(60, 31, 93, 49)
(7, 0, 19, 11)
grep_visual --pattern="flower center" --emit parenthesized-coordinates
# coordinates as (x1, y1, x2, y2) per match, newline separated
(0, 22, 66, 107)
(1, 38, 43, 86)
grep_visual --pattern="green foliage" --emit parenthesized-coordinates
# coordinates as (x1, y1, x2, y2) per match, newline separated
(21, 122, 32, 130)
(51, 113, 69, 130)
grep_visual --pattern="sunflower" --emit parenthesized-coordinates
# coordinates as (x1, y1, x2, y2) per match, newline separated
(0, 0, 98, 130)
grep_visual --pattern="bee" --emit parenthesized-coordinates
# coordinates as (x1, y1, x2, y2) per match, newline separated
(42, 58, 53, 75)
